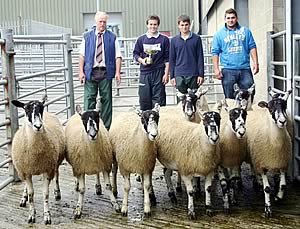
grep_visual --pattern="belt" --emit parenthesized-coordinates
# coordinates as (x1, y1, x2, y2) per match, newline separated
(93, 66, 106, 71)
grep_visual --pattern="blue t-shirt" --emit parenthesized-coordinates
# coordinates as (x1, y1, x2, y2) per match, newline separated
(133, 33, 169, 73)
(211, 24, 256, 69)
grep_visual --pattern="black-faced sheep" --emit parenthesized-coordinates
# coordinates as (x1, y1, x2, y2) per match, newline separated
(110, 104, 160, 217)
(157, 108, 221, 219)
(246, 89, 292, 217)
(11, 96, 65, 225)
(65, 105, 120, 219)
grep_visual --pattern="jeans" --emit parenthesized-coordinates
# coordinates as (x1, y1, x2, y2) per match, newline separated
(221, 68, 255, 99)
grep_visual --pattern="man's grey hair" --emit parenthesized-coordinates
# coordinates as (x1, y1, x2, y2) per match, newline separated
(95, 11, 108, 21)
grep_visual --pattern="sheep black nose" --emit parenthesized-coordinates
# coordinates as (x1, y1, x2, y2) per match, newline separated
(34, 124, 42, 130)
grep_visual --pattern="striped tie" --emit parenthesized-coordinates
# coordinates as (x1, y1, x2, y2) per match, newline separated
(96, 32, 103, 63)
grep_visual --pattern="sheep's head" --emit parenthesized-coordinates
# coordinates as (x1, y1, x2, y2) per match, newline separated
(222, 99, 247, 139)
(199, 110, 221, 145)
(11, 95, 47, 132)
(233, 83, 255, 110)
(258, 88, 292, 128)
(76, 105, 100, 141)
(177, 87, 208, 121)
(134, 103, 160, 141)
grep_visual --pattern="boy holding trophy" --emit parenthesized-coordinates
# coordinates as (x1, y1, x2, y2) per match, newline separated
(133, 15, 170, 111)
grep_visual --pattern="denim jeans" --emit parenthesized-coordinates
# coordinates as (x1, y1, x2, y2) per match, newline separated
(221, 68, 255, 99)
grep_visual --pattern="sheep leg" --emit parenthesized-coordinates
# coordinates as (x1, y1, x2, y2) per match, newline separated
(102, 171, 120, 213)
(148, 173, 156, 206)
(176, 172, 183, 192)
(192, 177, 201, 199)
(228, 167, 240, 206)
(205, 172, 214, 217)
(24, 176, 36, 224)
(112, 159, 118, 197)
(275, 170, 286, 202)
(163, 168, 177, 204)
(217, 167, 230, 214)
(20, 184, 28, 207)
(142, 173, 152, 217)
(181, 175, 196, 220)
(121, 174, 131, 216)
(261, 172, 272, 218)
(95, 173, 102, 195)
(74, 174, 85, 219)
(42, 173, 51, 225)
(54, 167, 61, 201)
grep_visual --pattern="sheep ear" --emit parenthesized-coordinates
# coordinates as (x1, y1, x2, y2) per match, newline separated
(233, 83, 240, 92)
(282, 89, 292, 101)
(221, 99, 229, 113)
(258, 101, 268, 109)
(248, 83, 255, 94)
(11, 100, 25, 108)
(195, 87, 208, 98)
(152, 103, 160, 113)
(41, 94, 47, 104)
(133, 105, 142, 116)
(176, 89, 185, 101)
(76, 104, 83, 115)
(268, 87, 277, 98)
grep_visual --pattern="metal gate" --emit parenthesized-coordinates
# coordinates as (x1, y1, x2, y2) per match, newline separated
(267, 30, 300, 181)
(0, 29, 75, 190)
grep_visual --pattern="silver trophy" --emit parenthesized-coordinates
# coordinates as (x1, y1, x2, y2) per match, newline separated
(145, 49, 158, 65)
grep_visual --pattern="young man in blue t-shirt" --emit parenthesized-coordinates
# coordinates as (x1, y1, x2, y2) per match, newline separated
(169, 15, 205, 94)
(212, 8, 259, 99)
(133, 15, 170, 111)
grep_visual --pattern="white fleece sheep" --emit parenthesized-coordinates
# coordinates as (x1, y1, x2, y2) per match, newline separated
(214, 99, 248, 209)
(65, 105, 120, 219)
(246, 89, 292, 217)
(156, 108, 221, 219)
(11, 98, 65, 225)
(110, 104, 160, 217)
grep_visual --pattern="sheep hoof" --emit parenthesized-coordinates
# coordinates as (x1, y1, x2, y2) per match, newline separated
(149, 193, 157, 206)
(144, 211, 151, 218)
(95, 184, 102, 195)
(44, 211, 52, 225)
(113, 203, 121, 213)
(188, 210, 196, 220)
(205, 206, 214, 217)
(54, 189, 61, 201)
(27, 209, 36, 224)
(20, 197, 27, 207)
(73, 207, 82, 219)
(168, 191, 177, 204)
(121, 211, 128, 217)
(176, 186, 183, 193)
(264, 206, 272, 218)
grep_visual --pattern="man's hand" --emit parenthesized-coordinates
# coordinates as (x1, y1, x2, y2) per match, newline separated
(162, 74, 169, 85)
(79, 73, 85, 84)
(197, 76, 204, 86)
(252, 63, 259, 75)
(214, 68, 222, 80)
(171, 78, 176, 87)
(115, 72, 121, 86)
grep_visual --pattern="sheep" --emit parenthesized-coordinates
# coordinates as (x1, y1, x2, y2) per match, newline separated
(246, 88, 292, 217)
(110, 104, 160, 217)
(159, 87, 209, 194)
(215, 99, 248, 209)
(65, 105, 120, 219)
(11, 96, 65, 225)
(156, 107, 221, 219)
(233, 83, 256, 110)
